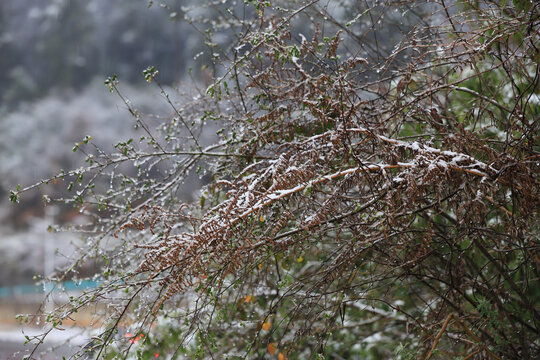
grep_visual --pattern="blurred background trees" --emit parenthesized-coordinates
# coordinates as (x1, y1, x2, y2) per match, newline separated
(0, 0, 205, 291)
(0, 0, 195, 108)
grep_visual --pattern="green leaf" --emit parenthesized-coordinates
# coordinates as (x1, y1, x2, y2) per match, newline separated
(513, 0, 532, 12)
(143, 66, 159, 83)
(200, 195, 206, 208)
(9, 191, 19, 203)
(104, 74, 118, 92)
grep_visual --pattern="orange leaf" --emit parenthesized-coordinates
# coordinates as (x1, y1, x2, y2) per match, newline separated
(267, 342, 277, 355)
(278, 353, 286, 360)
(244, 294, 254, 303)
(262, 321, 271, 331)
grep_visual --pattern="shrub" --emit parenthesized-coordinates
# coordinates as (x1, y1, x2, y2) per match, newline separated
(13, 0, 539, 359)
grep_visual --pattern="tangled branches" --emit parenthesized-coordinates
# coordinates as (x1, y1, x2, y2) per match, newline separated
(13, 0, 539, 359)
